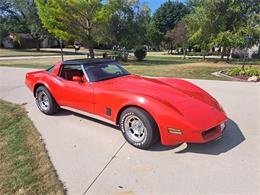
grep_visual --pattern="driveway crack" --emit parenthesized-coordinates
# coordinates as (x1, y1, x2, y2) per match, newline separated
(82, 141, 127, 195)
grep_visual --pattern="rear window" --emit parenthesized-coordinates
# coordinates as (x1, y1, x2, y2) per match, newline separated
(62, 64, 82, 70)
(46, 65, 54, 73)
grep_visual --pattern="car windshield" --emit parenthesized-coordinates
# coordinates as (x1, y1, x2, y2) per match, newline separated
(84, 62, 130, 82)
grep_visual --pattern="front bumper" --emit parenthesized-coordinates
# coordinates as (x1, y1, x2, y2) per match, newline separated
(161, 121, 226, 146)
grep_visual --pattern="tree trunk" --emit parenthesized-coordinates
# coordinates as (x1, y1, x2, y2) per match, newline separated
(170, 43, 173, 55)
(183, 46, 186, 59)
(226, 48, 231, 61)
(220, 47, 226, 60)
(89, 47, 95, 59)
(202, 51, 206, 61)
(36, 39, 41, 51)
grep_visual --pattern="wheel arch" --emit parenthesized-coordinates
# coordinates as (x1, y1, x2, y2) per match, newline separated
(116, 105, 161, 140)
(116, 105, 147, 125)
(115, 104, 160, 130)
(33, 82, 52, 97)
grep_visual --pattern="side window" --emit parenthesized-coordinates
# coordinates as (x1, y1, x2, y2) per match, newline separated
(59, 64, 84, 81)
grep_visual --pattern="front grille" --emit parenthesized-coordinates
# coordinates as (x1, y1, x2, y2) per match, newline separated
(202, 125, 219, 139)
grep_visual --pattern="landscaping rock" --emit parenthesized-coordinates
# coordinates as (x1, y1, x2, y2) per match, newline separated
(247, 76, 258, 82)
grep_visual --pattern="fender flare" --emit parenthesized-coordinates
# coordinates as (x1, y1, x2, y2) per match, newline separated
(33, 81, 53, 97)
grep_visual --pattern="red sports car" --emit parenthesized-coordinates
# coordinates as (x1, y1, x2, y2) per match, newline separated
(25, 59, 227, 149)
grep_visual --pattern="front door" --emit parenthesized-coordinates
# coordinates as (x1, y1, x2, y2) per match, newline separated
(57, 64, 94, 113)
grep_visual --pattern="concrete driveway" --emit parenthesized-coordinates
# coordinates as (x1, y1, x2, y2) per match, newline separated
(0, 66, 259, 195)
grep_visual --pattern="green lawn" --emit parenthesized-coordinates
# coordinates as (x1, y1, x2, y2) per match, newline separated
(144, 55, 260, 66)
(0, 48, 79, 57)
(0, 48, 113, 57)
(124, 64, 232, 80)
(0, 100, 64, 195)
(228, 58, 260, 65)
(0, 55, 87, 69)
(0, 53, 259, 80)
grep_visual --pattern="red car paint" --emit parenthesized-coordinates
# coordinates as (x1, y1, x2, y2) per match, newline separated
(25, 61, 227, 146)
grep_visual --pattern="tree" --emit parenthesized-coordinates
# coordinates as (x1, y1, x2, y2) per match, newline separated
(36, 0, 111, 58)
(17, 0, 49, 51)
(107, 0, 151, 50)
(186, 0, 260, 60)
(0, 0, 25, 47)
(149, 1, 190, 48)
(185, 2, 211, 60)
(148, 20, 164, 50)
(165, 20, 188, 58)
(0, 0, 49, 51)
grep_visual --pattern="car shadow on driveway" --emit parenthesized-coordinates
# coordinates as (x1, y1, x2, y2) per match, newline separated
(55, 108, 120, 130)
(149, 119, 246, 155)
(54, 110, 245, 155)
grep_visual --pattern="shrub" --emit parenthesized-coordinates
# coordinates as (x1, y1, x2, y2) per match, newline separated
(114, 51, 128, 61)
(115, 52, 123, 61)
(227, 67, 260, 78)
(227, 67, 241, 75)
(134, 48, 147, 61)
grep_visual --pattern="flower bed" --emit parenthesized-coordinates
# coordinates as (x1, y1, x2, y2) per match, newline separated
(225, 67, 260, 81)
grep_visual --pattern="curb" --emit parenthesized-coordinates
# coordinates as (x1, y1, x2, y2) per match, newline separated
(212, 70, 250, 82)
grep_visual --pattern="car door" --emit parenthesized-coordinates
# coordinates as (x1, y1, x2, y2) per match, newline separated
(57, 64, 94, 113)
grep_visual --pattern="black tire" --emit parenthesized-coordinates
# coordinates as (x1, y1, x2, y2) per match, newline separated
(35, 86, 60, 115)
(119, 107, 159, 149)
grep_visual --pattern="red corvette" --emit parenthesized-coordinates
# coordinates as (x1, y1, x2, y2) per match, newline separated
(25, 59, 227, 149)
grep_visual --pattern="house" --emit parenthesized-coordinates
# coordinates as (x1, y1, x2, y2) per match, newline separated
(2, 33, 59, 49)
(231, 45, 259, 59)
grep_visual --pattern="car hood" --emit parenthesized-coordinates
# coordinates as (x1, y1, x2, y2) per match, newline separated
(102, 75, 218, 105)
(96, 75, 227, 129)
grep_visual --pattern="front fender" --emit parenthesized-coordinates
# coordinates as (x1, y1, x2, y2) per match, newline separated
(110, 91, 194, 145)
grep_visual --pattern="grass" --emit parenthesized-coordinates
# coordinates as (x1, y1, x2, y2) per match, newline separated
(0, 53, 259, 80)
(0, 48, 78, 57)
(122, 56, 259, 80)
(0, 100, 64, 195)
(0, 55, 87, 69)
(0, 48, 113, 57)
(123, 62, 233, 80)
(229, 58, 260, 65)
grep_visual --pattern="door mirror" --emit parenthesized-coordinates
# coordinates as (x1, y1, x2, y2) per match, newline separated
(72, 76, 82, 82)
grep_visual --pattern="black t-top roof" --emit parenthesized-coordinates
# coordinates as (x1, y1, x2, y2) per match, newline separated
(62, 59, 115, 66)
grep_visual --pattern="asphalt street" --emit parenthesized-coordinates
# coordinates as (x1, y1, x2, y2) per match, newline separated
(0, 67, 259, 195)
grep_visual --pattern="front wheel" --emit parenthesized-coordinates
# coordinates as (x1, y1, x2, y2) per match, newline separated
(119, 107, 159, 149)
(35, 86, 60, 115)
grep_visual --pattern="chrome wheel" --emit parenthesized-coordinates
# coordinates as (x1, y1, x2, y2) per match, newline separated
(124, 115, 147, 143)
(38, 91, 49, 111)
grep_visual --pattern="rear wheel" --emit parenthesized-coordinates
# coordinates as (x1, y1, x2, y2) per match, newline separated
(35, 86, 60, 115)
(119, 107, 159, 149)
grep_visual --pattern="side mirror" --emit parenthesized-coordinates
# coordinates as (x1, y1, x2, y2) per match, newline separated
(72, 76, 82, 82)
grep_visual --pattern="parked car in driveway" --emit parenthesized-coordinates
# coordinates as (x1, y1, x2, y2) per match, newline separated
(25, 59, 227, 149)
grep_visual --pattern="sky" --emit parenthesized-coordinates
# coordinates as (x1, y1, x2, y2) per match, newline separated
(142, 0, 187, 14)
